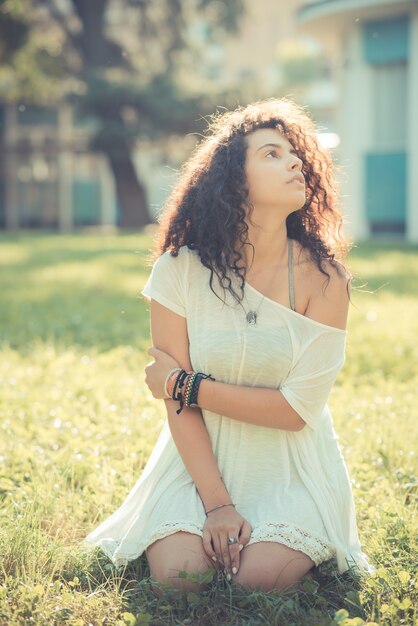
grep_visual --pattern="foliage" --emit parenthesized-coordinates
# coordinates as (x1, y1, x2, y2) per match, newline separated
(0, 0, 69, 102)
(277, 41, 323, 86)
(0, 233, 417, 625)
(0, 1, 247, 226)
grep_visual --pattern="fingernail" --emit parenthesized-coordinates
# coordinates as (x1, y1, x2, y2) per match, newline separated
(232, 567, 237, 575)
(212, 556, 217, 561)
(239, 544, 244, 551)
(226, 573, 231, 581)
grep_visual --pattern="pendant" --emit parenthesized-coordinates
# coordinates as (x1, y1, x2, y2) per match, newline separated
(246, 310, 257, 326)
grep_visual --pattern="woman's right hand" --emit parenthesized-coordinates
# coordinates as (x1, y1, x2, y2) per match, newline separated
(202, 506, 252, 579)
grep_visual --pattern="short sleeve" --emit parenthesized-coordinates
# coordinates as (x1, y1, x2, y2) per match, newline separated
(279, 330, 347, 431)
(140, 248, 188, 317)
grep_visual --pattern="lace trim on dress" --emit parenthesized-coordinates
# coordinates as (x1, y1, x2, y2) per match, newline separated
(247, 522, 336, 567)
(92, 521, 205, 569)
(90, 520, 336, 570)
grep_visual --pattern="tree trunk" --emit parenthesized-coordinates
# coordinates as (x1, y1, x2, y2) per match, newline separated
(106, 146, 151, 228)
(71, 0, 152, 228)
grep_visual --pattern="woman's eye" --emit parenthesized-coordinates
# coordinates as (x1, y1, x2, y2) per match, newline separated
(266, 151, 278, 158)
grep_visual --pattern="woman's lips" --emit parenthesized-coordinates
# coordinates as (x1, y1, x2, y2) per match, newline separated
(287, 174, 305, 185)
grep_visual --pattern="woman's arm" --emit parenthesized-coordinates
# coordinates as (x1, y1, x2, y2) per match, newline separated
(198, 265, 349, 431)
(149, 298, 232, 512)
(197, 380, 305, 430)
(147, 264, 349, 433)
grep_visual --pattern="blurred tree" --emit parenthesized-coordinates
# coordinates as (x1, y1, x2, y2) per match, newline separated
(279, 42, 322, 85)
(0, 1, 29, 62)
(0, 0, 67, 101)
(25, 0, 245, 228)
(275, 39, 324, 102)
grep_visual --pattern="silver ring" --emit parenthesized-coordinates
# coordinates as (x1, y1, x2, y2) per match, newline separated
(227, 536, 238, 545)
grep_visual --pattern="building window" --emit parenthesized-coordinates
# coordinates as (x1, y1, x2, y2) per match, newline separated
(373, 62, 407, 151)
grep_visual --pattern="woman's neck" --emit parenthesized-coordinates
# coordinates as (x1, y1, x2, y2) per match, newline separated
(236, 222, 289, 271)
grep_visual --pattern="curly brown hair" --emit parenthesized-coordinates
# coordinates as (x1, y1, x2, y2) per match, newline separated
(152, 97, 352, 305)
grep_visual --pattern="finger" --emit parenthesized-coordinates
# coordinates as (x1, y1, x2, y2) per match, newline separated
(227, 526, 242, 576)
(239, 521, 253, 548)
(210, 536, 222, 570)
(221, 534, 233, 579)
(229, 541, 241, 577)
(147, 346, 156, 356)
(202, 529, 217, 564)
(214, 533, 224, 568)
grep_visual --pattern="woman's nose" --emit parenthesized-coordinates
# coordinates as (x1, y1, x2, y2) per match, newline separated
(289, 155, 303, 171)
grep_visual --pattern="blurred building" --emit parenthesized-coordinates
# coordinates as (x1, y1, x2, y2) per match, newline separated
(4, 0, 414, 241)
(0, 104, 113, 230)
(0, 103, 175, 230)
(191, 0, 308, 97)
(299, 0, 418, 242)
(0, 0, 311, 232)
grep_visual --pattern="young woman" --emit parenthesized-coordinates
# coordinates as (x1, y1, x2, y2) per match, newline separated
(85, 98, 375, 594)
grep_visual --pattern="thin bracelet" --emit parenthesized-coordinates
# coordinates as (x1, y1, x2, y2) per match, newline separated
(164, 367, 181, 398)
(205, 503, 236, 517)
(167, 368, 187, 398)
(172, 369, 188, 400)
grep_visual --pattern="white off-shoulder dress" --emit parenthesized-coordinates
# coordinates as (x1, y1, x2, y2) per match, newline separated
(84, 241, 375, 576)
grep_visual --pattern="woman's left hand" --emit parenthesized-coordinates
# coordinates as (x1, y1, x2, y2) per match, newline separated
(145, 346, 180, 399)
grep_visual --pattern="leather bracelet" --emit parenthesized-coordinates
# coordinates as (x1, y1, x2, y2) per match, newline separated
(170, 369, 215, 415)
(167, 368, 188, 398)
(173, 369, 191, 414)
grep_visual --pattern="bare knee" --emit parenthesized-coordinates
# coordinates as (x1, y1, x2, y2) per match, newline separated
(149, 560, 212, 594)
(146, 531, 214, 595)
(232, 543, 315, 593)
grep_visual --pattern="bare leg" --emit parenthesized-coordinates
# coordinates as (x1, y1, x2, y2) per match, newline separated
(146, 531, 216, 596)
(232, 542, 315, 592)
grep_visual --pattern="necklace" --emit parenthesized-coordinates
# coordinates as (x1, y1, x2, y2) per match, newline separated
(241, 269, 277, 326)
(237, 238, 292, 327)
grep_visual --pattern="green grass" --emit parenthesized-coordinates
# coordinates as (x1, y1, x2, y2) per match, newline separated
(0, 232, 417, 626)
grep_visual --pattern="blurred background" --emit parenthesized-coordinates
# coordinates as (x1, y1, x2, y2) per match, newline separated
(1, 6, 418, 622)
(0, 0, 416, 242)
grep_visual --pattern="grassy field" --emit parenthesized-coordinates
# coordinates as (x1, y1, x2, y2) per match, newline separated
(0, 232, 417, 626)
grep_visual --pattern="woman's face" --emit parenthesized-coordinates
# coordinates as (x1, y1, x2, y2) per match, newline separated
(244, 127, 306, 216)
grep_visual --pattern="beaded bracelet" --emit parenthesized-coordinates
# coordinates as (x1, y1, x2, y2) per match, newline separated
(180, 371, 215, 408)
(186, 372, 215, 407)
(184, 372, 197, 405)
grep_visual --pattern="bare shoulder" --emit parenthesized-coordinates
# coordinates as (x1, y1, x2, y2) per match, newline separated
(295, 244, 351, 330)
